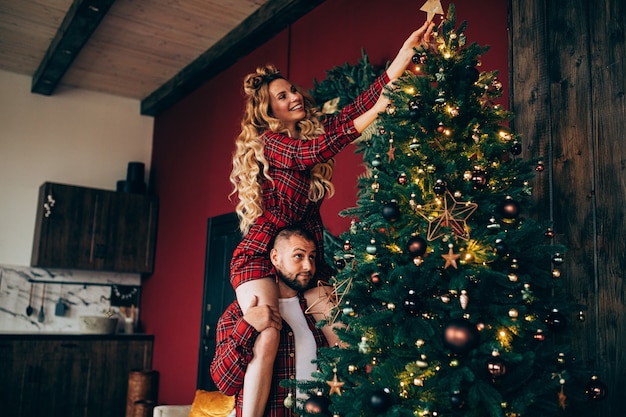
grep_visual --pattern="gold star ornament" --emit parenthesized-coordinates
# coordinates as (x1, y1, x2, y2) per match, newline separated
(420, 0, 444, 23)
(327, 368, 344, 396)
(442, 244, 461, 269)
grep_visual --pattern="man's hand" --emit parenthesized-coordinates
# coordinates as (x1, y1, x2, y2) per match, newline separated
(243, 296, 282, 332)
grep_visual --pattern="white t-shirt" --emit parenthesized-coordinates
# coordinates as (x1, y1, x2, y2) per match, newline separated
(279, 295, 318, 399)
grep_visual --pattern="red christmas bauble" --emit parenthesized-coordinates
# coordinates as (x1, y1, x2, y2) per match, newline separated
(443, 318, 480, 355)
(406, 235, 427, 257)
(304, 394, 331, 415)
(499, 198, 521, 220)
(585, 376, 608, 400)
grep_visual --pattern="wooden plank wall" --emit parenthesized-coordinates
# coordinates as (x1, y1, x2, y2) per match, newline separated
(509, 0, 625, 415)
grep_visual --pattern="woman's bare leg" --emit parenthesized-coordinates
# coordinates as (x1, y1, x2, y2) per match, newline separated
(236, 278, 280, 417)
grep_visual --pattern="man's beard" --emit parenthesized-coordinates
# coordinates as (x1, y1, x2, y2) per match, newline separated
(277, 269, 313, 292)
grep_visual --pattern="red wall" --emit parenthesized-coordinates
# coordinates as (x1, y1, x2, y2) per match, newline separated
(142, 0, 508, 405)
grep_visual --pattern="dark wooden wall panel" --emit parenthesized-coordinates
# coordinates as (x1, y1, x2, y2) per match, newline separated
(546, 0, 596, 373)
(589, 0, 626, 408)
(510, 1, 625, 415)
(508, 0, 551, 217)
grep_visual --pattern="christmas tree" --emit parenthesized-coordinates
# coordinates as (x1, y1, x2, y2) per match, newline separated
(285, 3, 606, 417)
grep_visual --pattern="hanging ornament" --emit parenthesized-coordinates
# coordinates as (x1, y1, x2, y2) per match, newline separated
(406, 235, 428, 257)
(535, 161, 545, 172)
(442, 318, 480, 355)
(450, 390, 465, 409)
(327, 367, 344, 396)
(584, 376, 608, 400)
(409, 138, 421, 153)
(544, 227, 555, 238)
(343, 240, 352, 251)
(487, 216, 501, 231)
(366, 239, 377, 255)
(487, 351, 507, 379)
(382, 200, 401, 222)
(510, 141, 522, 155)
(358, 337, 371, 354)
(499, 196, 521, 222)
(403, 289, 421, 315)
(545, 309, 566, 332)
(342, 306, 354, 316)
(532, 328, 545, 341)
(386, 102, 397, 115)
(283, 392, 294, 409)
(370, 272, 382, 286)
(437, 122, 445, 133)
(408, 95, 422, 121)
(304, 392, 331, 415)
(558, 380, 567, 410)
(416, 191, 478, 241)
(371, 177, 380, 193)
(369, 389, 393, 412)
(442, 244, 460, 269)
(471, 167, 488, 189)
(334, 258, 346, 270)
(459, 290, 469, 310)
(556, 352, 567, 367)
(433, 179, 447, 195)
(552, 253, 564, 266)
(387, 138, 396, 162)
(494, 239, 509, 257)
(398, 172, 408, 185)
(578, 310, 586, 321)
(371, 154, 382, 168)
(464, 65, 480, 84)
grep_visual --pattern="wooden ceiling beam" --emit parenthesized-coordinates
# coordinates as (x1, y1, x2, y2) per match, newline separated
(31, 0, 116, 95)
(140, 0, 325, 116)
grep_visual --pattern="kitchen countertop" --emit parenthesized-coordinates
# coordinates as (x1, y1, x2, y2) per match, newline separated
(0, 332, 154, 340)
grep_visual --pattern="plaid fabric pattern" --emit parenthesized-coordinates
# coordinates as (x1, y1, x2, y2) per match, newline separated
(210, 294, 328, 417)
(230, 72, 390, 289)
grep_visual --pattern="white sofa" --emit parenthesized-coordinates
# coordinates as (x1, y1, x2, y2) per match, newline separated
(153, 405, 191, 417)
(153, 404, 236, 417)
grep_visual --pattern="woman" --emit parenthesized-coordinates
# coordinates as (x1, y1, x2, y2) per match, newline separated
(228, 20, 435, 417)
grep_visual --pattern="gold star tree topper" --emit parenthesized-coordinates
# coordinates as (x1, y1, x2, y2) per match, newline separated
(420, 0, 444, 23)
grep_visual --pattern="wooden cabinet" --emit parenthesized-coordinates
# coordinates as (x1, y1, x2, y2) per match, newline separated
(31, 182, 158, 273)
(0, 334, 154, 417)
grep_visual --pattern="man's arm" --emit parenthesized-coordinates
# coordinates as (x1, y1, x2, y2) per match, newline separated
(210, 302, 258, 395)
(303, 283, 344, 347)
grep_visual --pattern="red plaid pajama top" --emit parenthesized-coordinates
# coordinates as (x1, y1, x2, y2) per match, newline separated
(230, 72, 391, 289)
(210, 294, 328, 417)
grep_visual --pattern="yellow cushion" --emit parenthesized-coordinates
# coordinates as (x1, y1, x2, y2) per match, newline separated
(188, 390, 235, 417)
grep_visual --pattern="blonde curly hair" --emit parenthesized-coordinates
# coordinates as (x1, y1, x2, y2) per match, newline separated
(229, 65, 335, 234)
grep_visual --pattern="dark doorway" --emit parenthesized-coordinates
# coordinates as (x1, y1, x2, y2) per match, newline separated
(197, 212, 241, 391)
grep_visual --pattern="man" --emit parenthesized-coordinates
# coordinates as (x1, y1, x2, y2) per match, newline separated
(211, 225, 338, 417)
